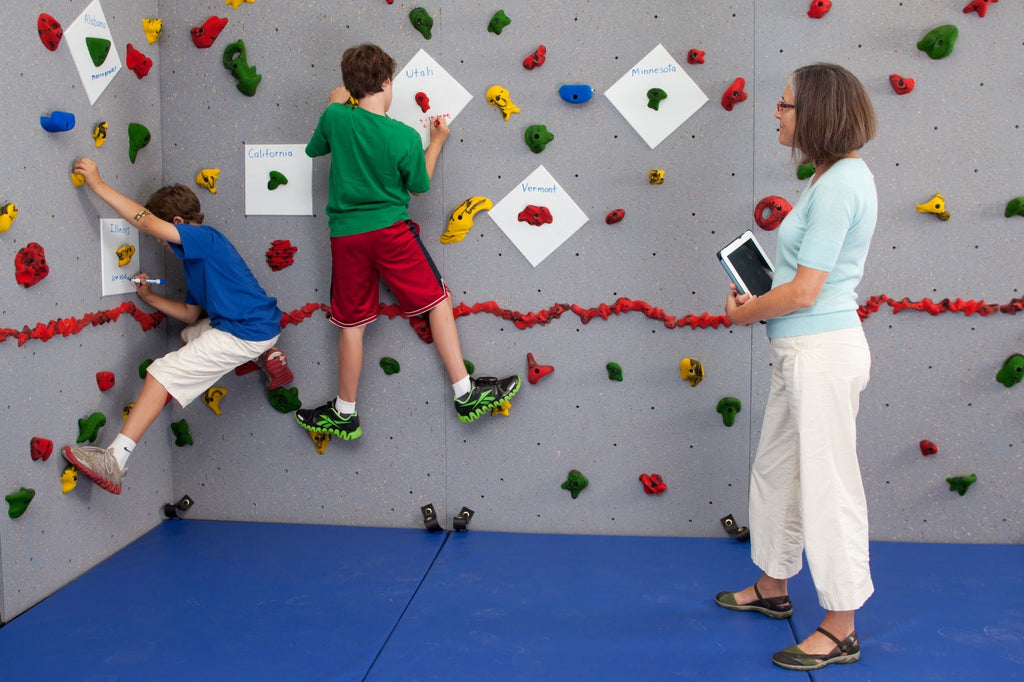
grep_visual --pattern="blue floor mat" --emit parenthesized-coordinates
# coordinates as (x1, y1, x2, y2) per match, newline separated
(0, 520, 446, 681)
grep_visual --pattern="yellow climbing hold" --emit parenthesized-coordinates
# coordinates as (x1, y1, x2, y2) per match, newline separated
(115, 244, 136, 267)
(61, 466, 78, 493)
(225, 0, 254, 8)
(92, 121, 108, 147)
(0, 203, 18, 233)
(196, 168, 220, 194)
(309, 430, 330, 455)
(71, 172, 86, 187)
(142, 18, 162, 45)
(441, 196, 492, 244)
(915, 192, 950, 221)
(202, 386, 228, 416)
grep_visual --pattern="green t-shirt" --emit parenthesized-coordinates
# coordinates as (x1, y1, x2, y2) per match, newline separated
(306, 104, 430, 237)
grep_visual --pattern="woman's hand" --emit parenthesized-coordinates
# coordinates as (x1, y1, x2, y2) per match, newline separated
(725, 283, 756, 325)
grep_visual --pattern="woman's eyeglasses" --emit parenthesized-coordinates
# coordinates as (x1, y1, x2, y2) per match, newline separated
(776, 101, 796, 112)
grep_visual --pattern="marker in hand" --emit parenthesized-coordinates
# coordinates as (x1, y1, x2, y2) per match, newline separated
(131, 277, 165, 285)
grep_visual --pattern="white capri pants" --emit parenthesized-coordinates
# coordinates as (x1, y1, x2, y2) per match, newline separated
(749, 326, 873, 612)
(147, 318, 278, 408)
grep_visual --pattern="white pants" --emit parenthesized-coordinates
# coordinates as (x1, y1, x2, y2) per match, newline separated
(749, 326, 873, 612)
(147, 319, 278, 407)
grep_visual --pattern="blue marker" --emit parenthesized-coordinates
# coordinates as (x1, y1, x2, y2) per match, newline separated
(131, 277, 165, 285)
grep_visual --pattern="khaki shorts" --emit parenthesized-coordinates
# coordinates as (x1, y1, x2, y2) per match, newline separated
(146, 318, 278, 407)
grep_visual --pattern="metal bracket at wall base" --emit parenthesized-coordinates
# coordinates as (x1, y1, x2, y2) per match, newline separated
(421, 503, 443, 532)
(163, 495, 194, 519)
(720, 513, 750, 542)
(452, 507, 474, 532)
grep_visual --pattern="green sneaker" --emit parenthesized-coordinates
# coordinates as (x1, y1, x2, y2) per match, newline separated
(295, 402, 361, 440)
(454, 375, 521, 423)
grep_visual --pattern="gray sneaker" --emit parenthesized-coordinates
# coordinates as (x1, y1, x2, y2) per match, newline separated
(62, 445, 126, 495)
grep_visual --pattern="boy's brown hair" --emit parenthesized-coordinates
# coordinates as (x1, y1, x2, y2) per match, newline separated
(145, 184, 205, 224)
(789, 63, 877, 167)
(341, 44, 396, 99)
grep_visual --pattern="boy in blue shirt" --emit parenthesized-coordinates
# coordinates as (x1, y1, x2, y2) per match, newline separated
(297, 43, 519, 440)
(63, 158, 292, 495)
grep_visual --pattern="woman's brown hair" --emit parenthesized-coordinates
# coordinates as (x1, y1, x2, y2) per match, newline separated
(789, 63, 877, 166)
(341, 44, 397, 99)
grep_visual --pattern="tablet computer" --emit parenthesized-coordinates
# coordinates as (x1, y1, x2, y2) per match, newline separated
(717, 230, 775, 296)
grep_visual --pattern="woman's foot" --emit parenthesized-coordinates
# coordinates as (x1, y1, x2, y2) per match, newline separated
(773, 627, 860, 670)
(715, 577, 792, 618)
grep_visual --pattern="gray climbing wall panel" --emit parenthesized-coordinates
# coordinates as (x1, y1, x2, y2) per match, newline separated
(1, 0, 1021, 622)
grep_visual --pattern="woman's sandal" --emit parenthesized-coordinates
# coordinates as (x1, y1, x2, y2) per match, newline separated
(714, 583, 793, 619)
(772, 627, 861, 671)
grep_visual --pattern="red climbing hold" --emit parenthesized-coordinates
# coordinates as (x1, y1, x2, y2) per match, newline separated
(14, 242, 49, 288)
(265, 239, 297, 271)
(38, 13, 63, 51)
(963, 0, 997, 17)
(889, 74, 915, 95)
(415, 92, 430, 113)
(518, 205, 553, 226)
(523, 45, 546, 70)
(191, 16, 228, 48)
(754, 195, 792, 231)
(31, 437, 54, 462)
(96, 371, 115, 391)
(125, 43, 153, 78)
(687, 49, 705, 65)
(720, 78, 747, 111)
(639, 473, 668, 495)
(807, 0, 832, 18)
(605, 209, 625, 225)
(527, 352, 554, 384)
(919, 440, 938, 456)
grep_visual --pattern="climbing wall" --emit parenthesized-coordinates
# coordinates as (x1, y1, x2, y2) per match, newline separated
(2, 0, 1021, 621)
(0, 1, 171, 622)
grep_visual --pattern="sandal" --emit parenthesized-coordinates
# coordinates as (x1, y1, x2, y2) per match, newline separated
(772, 627, 860, 671)
(714, 583, 793, 619)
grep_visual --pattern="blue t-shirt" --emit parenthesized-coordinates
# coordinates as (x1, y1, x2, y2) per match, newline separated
(169, 224, 282, 342)
(766, 157, 877, 338)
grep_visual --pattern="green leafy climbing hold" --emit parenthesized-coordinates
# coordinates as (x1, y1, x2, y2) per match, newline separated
(606, 362, 623, 381)
(917, 25, 958, 60)
(268, 386, 302, 413)
(996, 353, 1024, 387)
(77, 411, 106, 443)
(171, 419, 193, 447)
(128, 122, 151, 164)
(379, 357, 401, 375)
(561, 469, 589, 499)
(464, 359, 475, 375)
(409, 7, 433, 39)
(139, 358, 153, 379)
(488, 9, 511, 35)
(6, 487, 35, 519)
(946, 474, 977, 496)
(267, 170, 288, 190)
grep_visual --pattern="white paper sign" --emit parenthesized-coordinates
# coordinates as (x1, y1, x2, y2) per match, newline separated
(604, 44, 708, 149)
(244, 144, 313, 215)
(390, 49, 473, 149)
(489, 166, 589, 267)
(64, 0, 121, 105)
(100, 219, 140, 296)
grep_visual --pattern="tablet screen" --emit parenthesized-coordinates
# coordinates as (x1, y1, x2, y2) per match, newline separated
(718, 231, 775, 296)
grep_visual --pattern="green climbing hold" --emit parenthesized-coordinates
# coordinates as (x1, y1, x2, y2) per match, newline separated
(268, 386, 301, 413)
(77, 411, 107, 443)
(223, 39, 262, 97)
(917, 25, 958, 60)
(85, 36, 111, 67)
(606, 362, 623, 381)
(797, 163, 815, 180)
(717, 397, 742, 427)
(488, 9, 511, 35)
(139, 358, 153, 379)
(379, 357, 401, 375)
(996, 353, 1024, 387)
(1005, 197, 1024, 219)
(464, 359, 475, 375)
(561, 469, 589, 499)
(128, 123, 151, 164)
(5, 487, 35, 519)
(267, 170, 288, 190)
(524, 124, 554, 154)
(409, 7, 434, 39)
(171, 419, 193, 447)
(946, 473, 977, 496)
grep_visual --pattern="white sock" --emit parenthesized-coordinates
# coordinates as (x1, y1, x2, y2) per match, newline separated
(335, 397, 356, 415)
(453, 376, 472, 398)
(108, 433, 136, 469)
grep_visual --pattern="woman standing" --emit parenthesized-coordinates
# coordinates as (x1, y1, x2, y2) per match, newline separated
(716, 63, 878, 672)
